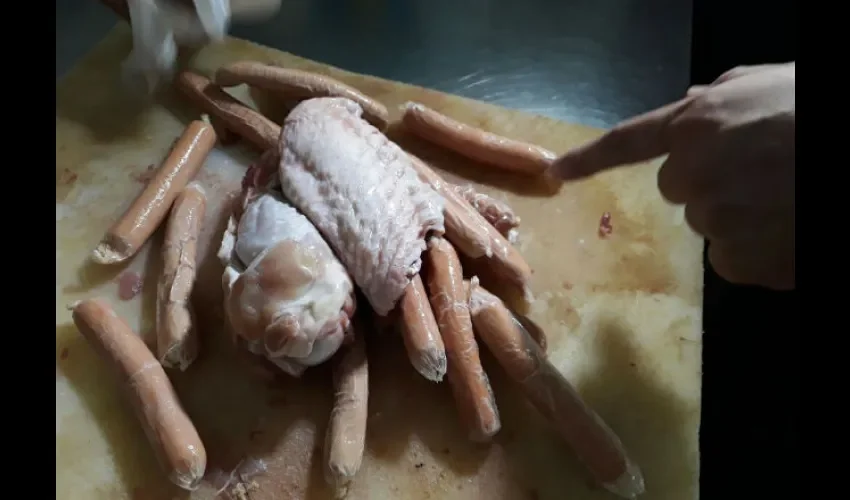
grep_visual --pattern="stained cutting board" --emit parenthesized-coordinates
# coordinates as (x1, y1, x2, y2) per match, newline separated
(56, 24, 703, 500)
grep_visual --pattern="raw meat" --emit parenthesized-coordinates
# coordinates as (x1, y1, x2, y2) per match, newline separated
(278, 97, 445, 316)
(219, 184, 356, 377)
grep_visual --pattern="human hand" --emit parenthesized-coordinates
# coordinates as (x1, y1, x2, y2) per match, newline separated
(120, 0, 281, 93)
(549, 62, 795, 290)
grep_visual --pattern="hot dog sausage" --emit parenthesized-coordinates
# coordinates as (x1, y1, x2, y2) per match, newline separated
(91, 119, 216, 265)
(467, 284, 644, 499)
(406, 153, 520, 243)
(208, 115, 238, 145)
(469, 220, 533, 306)
(398, 274, 447, 382)
(156, 182, 207, 371)
(408, 155, 533, 305)
(424, 237, 501, 442)
(324, 332, 369, 499)
(175, 71, 281, 151)
(452, 184, 520, 243)
(402, 102, 557, 176)
(406, 154, 493, 258)
(69, 298, 207, 490)
(215, 61, 390, 130)
(461, 278, 546, 352)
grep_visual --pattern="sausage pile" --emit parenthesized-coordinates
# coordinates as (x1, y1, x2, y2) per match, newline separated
(68, 60, 645, 499)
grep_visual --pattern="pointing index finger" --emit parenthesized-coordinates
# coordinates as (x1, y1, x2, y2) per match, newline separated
(548, 97, 695, 181)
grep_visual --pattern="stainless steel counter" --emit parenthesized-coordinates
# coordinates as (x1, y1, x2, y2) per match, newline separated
(56, 0, 691, 128)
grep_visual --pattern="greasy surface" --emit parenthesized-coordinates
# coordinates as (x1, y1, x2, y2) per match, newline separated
(56, 25, 703, 500)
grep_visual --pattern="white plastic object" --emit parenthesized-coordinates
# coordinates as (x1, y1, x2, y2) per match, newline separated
(123, 0, 178, 94)
(122, 0, 233, 94)
(192, 0, 230, 42)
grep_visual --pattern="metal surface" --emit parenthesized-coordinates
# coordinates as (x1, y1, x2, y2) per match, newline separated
(56, 0, 691, 128)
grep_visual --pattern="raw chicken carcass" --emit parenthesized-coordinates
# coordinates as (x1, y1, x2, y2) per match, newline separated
(278, 97, 446, 316)
(219, 164, 356, 377)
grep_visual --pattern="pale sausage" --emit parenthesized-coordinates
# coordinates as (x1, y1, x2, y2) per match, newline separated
(461, 278, 546, 352)
(324, 332, 369, 499)
(467, 283, 644, 499)
(424, 237, 501, 442)
(175, 71, 281, 151)
(402, 102, 557, 176)
(69, 298, 207, 490)
(156, 183, 207, 371)
(398, 275, 447, 382)
(452, 184, 520, 242)
(408, 153, 520, 246)
(408, 155, 533, 305)
(407, 154, 492, 258)
(216, 61, 390, 130)
(91, 119, 216, 265)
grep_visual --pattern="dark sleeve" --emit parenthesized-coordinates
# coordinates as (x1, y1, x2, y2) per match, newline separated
(691, 0, 798, 497)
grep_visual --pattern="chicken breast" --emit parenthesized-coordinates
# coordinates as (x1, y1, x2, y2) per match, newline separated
(278, 97, 446, 316)
(219, 165, 356, 377)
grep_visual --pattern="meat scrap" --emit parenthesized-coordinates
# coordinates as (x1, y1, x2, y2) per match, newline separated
(277, 97, 445, 316)
(131, 164, 156, 184)
(59, 168, 78, 185)
(219, 183, 356, 378)
(206, 456, 268, 500)
(117, 271, 143, 301)
(598, 211, 613, 237)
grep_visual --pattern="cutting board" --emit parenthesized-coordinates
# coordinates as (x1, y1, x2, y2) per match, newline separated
(56, 24, 703, 500)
